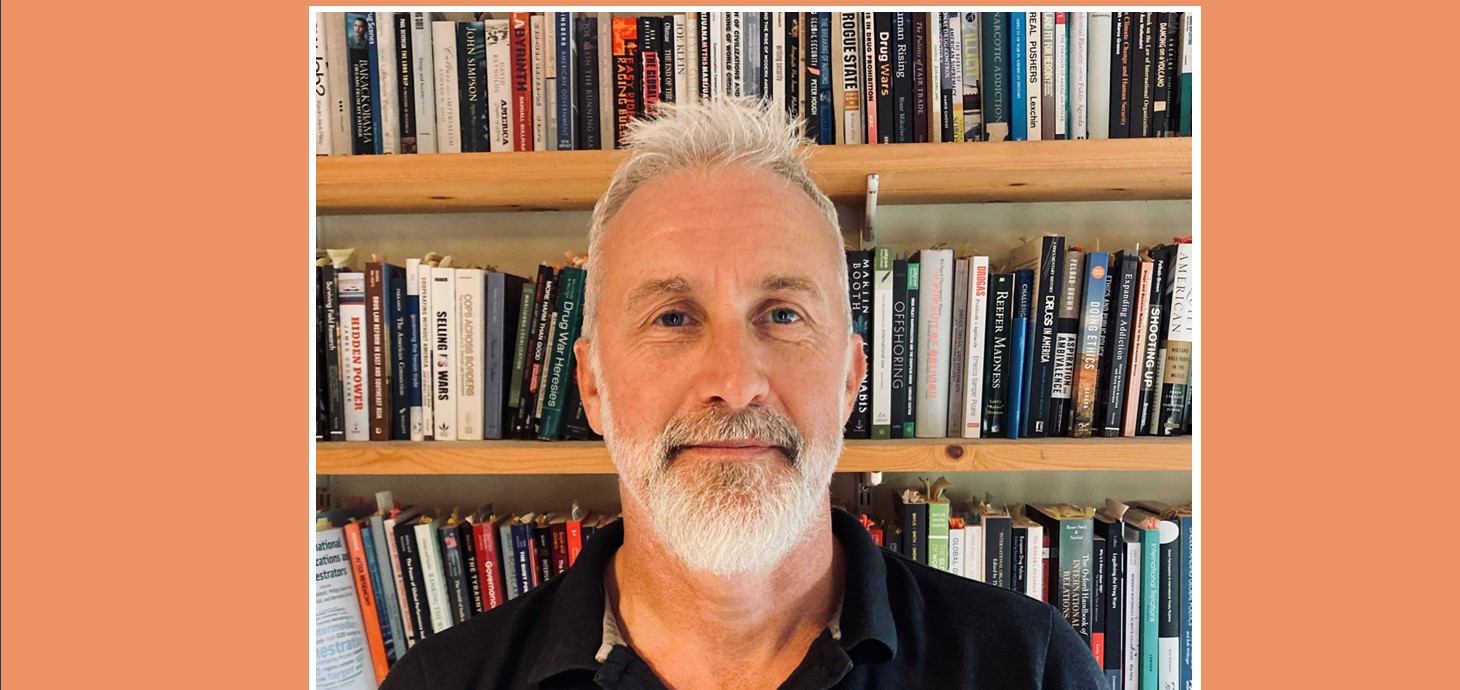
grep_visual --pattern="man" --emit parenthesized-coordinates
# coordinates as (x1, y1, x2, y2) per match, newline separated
(380, 100, 1103, 690)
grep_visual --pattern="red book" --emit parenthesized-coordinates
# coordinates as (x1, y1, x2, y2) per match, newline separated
(472, 519, 507, 611)
(549, 517, 569, 577)
(509, 12, 534, 151)
(611, 17, 640, 148)
(565, 512, 588, 567)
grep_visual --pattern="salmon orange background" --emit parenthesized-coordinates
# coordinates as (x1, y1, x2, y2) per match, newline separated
(2, 3, 1441, 689)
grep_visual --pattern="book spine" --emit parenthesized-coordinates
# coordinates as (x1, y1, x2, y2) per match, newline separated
(321, 267, 345, 441)
(816, 14, 834, 142)
(896, 260, 921, 437)
(1010, 526, 1028, 593)
(727, 12, 743, 98)
(980, 13, 1008, 141)
(365, 15, 386, 154)
(1112, 12, 1133, 138)
(406, 260, 423, 440)
(455, 522, 483, 615)
(896, 499, 928, 564)
(515, 267, 557, 438)
(550, 521, 570, 576)
(911, 12, 928, 143)
(1088, 13, 1112, 140)
(393, 520, 432, 642)
(345, 13, 376, 154)
(983, 515, 1012, 590)
(964, 524, 982, 580)
(1179, 15, 1193, 137)
(1157, 244, 1193, 435)
(1122, 530, 1143, 690)
(952, 13, 973, 142)
(431, 22, 461, 153)
(1062, 517, 1095, 646)
(709, 13, 724, 99)
(1028, 236, 1064, 437)
(863, 12, 878, 141)
(531, 524, 554, 586)
(508, 13, 533, 151)
(1140, 526, 1159, 689)
(803, 13, 821, 142)
(890, 13, 912, 143)
(1135, 247, 1169, 434)
(555, 13, 576, 150)
(871, 247, 894, 438)
(498, 522, 521, 600)
(455, 269, 484, 440)
(1049, 250, 1083, 436)
(414, 522, 453, 633)
(382, 515, 418, 648)
(392, 14, 417, 154)
(339, 273, 369, 440)
(1042, 12, 1058, 140)
(1156, 518, 1181, 690)
(662, 16, 678, 106)
(1135, 12, 1153, 138)
(1006, 269, 1032, 438)
(566, 519, 585, 567)
(535, 15, 552, 150)
(387, 265, 410, 439)
(873, 13, 894, 143)
(364, 264, 388, 440)
(638, 17, 663, 118)
(457, 22, 486, 152)
(1100, 254, 1139, 436)
(1071, 253, 1109, 438)
(1096, 518, 1124, 686)
(1055, 13, 1068, 139)
(368, 516, 408, 659)
(375, 13, 400, 154)
(771, 13, 787, 109)
(676, 14, 691, 105)
(474, 522, 506, 611)
(316, 267, 328, 440)
(323, 13, 353, 154)
(510, 523, 535, 592)
(949, 520, 965, 577)
(577, 18, 601, 150)
(1122, 261, 1154, 436)
(315, 528, 377, 685)
(409, 14, 436, 153)
(930, 12, 948, 143)
(838, 12, 862, 145)
(485, 274, 523, 439)
(539, 267, 586, 440)
(845, 251, 873, 438)
(1072, 13, 1088, 140)
(1009, 13, 1026, 140)
(482, 20, 513, 152)
(962, 258, 989, 438)
(1150, 13, 1171, 136)
(313, 15, 332, 155)
(612, 17, 640, 148)
(438, 525, 472, 623)
(1091, 536, 1105, 664)
(416, 261, 435, 438)
(1025, 12, 1042, 141)
(429, 267, 457, 440)
(757, 12, 774, 100)
(914, 250, 953, 437)
(946, 259, 968, 435)
(927, 501, 951, 572)
(342, 523, 391, 682)
(1026, 524, 1044, 601)
(980, 273, 1011, 437)
(1180, 514, 1194, 688)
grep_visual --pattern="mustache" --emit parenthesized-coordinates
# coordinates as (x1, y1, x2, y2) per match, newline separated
(656, 405, 805, 466)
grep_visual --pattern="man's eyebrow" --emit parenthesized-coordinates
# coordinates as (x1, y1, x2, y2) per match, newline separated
(625, 276, 692, 311)
(761, 275, 822, 300)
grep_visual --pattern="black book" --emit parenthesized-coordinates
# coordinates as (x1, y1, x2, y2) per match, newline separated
(561, 359, 602, 441)
(804, 13, 822, 143)
(979, 509, 1013, 590)
(845, 250, 873, 439)
(981, 273, 1013, 437)
(386, 263, 410, 439)
(759, 12, 774, 100)
(364, 262, 391, 441)
(1049, 249, 1083, 437)
(1027, 236, 1065, 437)
(1099, 252, 1140, 436)
(1135, 246, 1170, 435)
(815, 13, 834, 143)
(514, 266, 559, 439)
(1150, 13, 1171, 136)
(456, 520, 484, 616)
(661, 16, 677, 106)
(391, 510, 431, 644)
(784, 13, 800, 120)
(871, 13, 894, 143)
(393, 14, 418, 153)
(890, 259, 911, 439)
(894, 495, 928, 565)
(484, 272, 528, 439)
(910, 12, 928, 143)
(891, 13, 912, 143)
(1110, 12, 1132, 139)
(1093, 509, 1125, 680)
(576, 18, 601, 150)
(320, 265, 345, 441)
(938, 14, 956, 144)
(531, 520, 554, 587)
(903, 260, 920, 438)
(1165, 13, 1185, 136)
(458, 22, 490, 153)
(316, 266, 329, 441)
(1091, 536, 1107, 664)
(437, 520, 472, 625)
(1131, 12, 1151, 138)
(1010, 524, 1029, 595)
(980, 12, 1009, 141)
(638, 17, 663, 118)
(1155, 244, 1192, 436)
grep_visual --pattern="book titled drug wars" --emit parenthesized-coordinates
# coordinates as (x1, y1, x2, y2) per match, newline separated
(845, 250, 873, 438)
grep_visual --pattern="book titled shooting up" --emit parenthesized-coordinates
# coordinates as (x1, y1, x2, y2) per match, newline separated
(1135, 246, 1170, 434)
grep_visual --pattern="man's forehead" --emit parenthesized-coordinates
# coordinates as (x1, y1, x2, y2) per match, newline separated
(622, 273, 825, 308)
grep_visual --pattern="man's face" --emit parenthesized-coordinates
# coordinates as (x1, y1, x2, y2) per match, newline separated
(576, 165, 865, 576)
(353, 19, 366, 42)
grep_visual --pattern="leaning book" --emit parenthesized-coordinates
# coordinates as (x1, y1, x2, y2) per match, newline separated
(315, 526, 378, 690)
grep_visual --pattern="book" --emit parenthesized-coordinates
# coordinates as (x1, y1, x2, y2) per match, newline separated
(637, 16, 663, 119)
(429, 266, 457, 440)
(405, 260, 424, 440)
(471, 509, 508, 611)
(946, 259, 968, 436)
(1122, 260, 1155, 436)
(1070, 12, 1088, 140)
(314, 527, 377, 690)
(552, 13, 575, 151)
(862, 12, 878, 143)
(414, 516, 454, 634)
(978, 503, 1013, 590)
(785, 13, 801, 120)
(597, 14, 615, 147)
(483, 20, 514, 152)
(1132, 12, 1152, 138)
(873, 13, 894, 144)
(612, 17, 640, 148)
(497, 516, 522, 601)
(432, 21, 461, 153)
(953, 12, 976, 142)
(1071, 252, 1109, 437)
(1111, 12, 1133, 139)
(1122, 507, 1161, 690)
(1040, 12, 1056, 140)
(1099, 251, 1140, 436)
(391, 510, 433, 642)
(925, 478, 952, 572)
(319, 265, 345, 441)
(314, 15, 332, 155)
(338, 272, 370, 441)
(410, 13, 437, 153)
(1093, 501, 1127, 688)
(1049, 249, 1083, 436)
(1179, 15, 1193, 137)
(1156, 243, 1194, 435)
(815, 13, 835, 143)
(374, 12, 400, 154)
(910, 12, 928, 143)
(508, 13, 534, 151)
(514, 265, 558, 439)
(1025, 504, 1095, 647)
(415, 258, 436, 438)
(388, 14, 416, 154)
(510, 514, 540, 592)
(1006, 268, 1032, 439)
(387, 263, 409, 438)
(1150, 13, 1172, 136)
(980, 12, 1009, 141)
(484, 272, 528, 439)
(948, 516, 966, 578)
(458, 21, 490, 152)
(845, 250, 873, 438)
(322, 13, 353, 155)
(1088, 13, 1112, 140)
(834, 12, 860, 145)
(1130, 502, 1185, 690)
(980, 272, 1012, 437)
(576, 17, 601, 150)
(538, 266, 586, 441)
(367, 512, 409, 660)
(964, 523, 983, 581)
(961, 258, 990, 438)
(913, 249, 953, 437)
(1135, 247, 1171, 434)
(382, 506, 421, 647)
(890, 13, 912, 143)
(364, 262, 393, 440)
(1025, 12, 1043, 141)
(345, 13, 378, 154)
(1012, 512, 1044, 601)
(894, 490, 928, 565)
(871, 247, 893, 438)
(1010, 522, 1027, 594)
(1027, 236, 1065, 437)
(1009, 12, 1026, 140)
(437, 514, 473, 624)
(341, 521, 390, 683)
(455, 517, 483, 615)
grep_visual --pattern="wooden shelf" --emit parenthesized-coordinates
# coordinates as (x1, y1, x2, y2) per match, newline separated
(315, 138, 1192, 215)
(315, 437, 1190, 475)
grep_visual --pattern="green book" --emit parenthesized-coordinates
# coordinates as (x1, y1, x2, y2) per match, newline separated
(537, 266, 586, 440)
(926, 492, 951, 572)
(1123, 507, 1161, 690)
(1025, 504, 1094, 646)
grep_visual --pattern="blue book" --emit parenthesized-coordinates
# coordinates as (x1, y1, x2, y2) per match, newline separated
(358, 523, 398, 662)
(1179, 511, 1193, 689)
(1007, 269, 1033, 439)
(1124, 512, 1161, 690)
(1009, 12, 1027, 140)
(510, 519, 536, 594)
(555, 13, 576, 150)
(364, 14, 384, 154)
(1019, 268, 1039, 439)
(368, 514, 409, 660)
(385, 263, 409, 439)
(817, 13, 835, 144)
(1072, 252, 1109, 437)
(497, 520, 521, 600)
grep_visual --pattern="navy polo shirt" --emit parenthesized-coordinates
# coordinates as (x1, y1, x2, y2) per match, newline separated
(379, 508, 1105, 689)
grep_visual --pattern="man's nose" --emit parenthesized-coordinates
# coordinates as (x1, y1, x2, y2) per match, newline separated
(694, 323, 772, 410)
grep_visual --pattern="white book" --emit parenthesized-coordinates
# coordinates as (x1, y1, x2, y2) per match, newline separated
(684, 13, 700, 104)
(406, 259, 424, 440)
(946, 259, 968, 436)
(314, 528, 376, 690)
(914, 250, 954, 437)
(709, 13, 725, 99)
(429, 267, 457, 441)
(314, 14, 332, 155)
(1024, 522, 1044, 600)
(948, 524, 966, 578)
(414, 520, 454, 633)
(323, 13, 353, 155)
(597, 13, 614, 147)
(1088, 13, 1113, 140)
(946, 12, 965, 142)
(367, 513, 408, 659)
(382, 508, 420, 647)
(1124, 535, 1143, 690)
(1026, 12, 1042, 141)
(871, 249, 893, 437)
(432, 21, 461, 153)
(962, 257, 989, 438)
(671, 15, 688, 106)
(483, 20, 513, 153)
(455, 269, 485, 440)
(543, 14, 557, 151)
(338, 273, 370, 441)
(965, 524, 984, 581)
(838, 12, 863, 144)
(926, 12, 941, 143)
(1055, 12, 1067, 139)
(376, 13, 400, 154)
(1071, 12, 1089, 139)
(416, 261, 434, 439)
(530, 14, 547, 152)
(961, 11, 983, 141)
(729, 12, 743, 98)
(743, 12, 761, 98)
(1157, 519, 1181, 690)
(411, 13, 437, 153)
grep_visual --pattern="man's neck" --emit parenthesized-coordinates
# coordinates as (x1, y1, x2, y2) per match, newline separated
(606, 502, 845, 689)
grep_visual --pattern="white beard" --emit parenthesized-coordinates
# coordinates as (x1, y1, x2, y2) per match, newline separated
(600, 389, 844, 578)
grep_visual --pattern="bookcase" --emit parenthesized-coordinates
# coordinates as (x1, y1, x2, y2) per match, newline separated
(314, 138, 1194, 515)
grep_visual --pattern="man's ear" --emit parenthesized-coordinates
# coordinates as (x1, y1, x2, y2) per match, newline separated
(842, 333, 868, 425)
(574, 337, 605, 434)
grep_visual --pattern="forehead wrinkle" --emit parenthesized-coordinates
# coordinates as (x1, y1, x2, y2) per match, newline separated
(760, 275, 822, 301)
(625, 276, 691, 312)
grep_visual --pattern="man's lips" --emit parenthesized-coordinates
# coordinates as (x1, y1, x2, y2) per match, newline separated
(667, 441, 793, 461)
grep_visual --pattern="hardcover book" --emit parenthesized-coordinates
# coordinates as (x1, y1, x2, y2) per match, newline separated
(1156, 243, 1193, 435)
(889, 259, 911, 439)
(429, 266, 457, 440)
(437, 516, 473, 624)
(1098, 252, 1140, 436)
(873, 13, 895, 143)
(483, 20, 514, 152)
(1135, 246, 1170, 434)
(432, 21, 461, 153)
(538, 266, 586, 441)
(1025, 504, 1095, 647)
(458, 21, 490, 152)
(338, 272, 370, 441)
(871, 247, 893, 438)
(1088, 13, 1112, 140)
(1006, 269, 1032, 439)
(910, 12, 928, 143)
(1071, 252, 1109, 438)
(1027, 236, 1065, 437)
(894, 490, 929, 565)
(455, 268, 485, 441)
(410, 13, 437, 153)
(913, 249, 954, 437)
(978, 503, 1013, 590)
(1122, 260, 1155, 436)
(484, 272, 528, 439)
(611, 17, 640, 148)
(341, 522, 391, 682)
(1049, 249, 1083, 436)
(980, 12, 1008, 141)
(845, 250, 873, 438)
(509, 13, 535, 151)
(980, 272, 1012, 437)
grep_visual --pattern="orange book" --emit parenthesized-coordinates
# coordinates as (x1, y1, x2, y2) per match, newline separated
(343, 520, 391, 684)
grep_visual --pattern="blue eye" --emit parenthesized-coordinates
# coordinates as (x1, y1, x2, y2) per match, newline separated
(768, 308, 802, 324)
(655, 311, 689, 327)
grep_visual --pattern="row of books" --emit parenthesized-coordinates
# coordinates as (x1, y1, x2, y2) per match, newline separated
(314, 255, 599, 442)
(865, 480, 1192, 690)
(846, 239, 1195, 440)
(311, 11, 1195, 155)
(314, 492, 616, 689)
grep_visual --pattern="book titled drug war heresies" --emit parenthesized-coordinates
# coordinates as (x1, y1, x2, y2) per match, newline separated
(858, 484, 1192, 688)
(316, 493, 615, 681)
(314, 11, 1196, 155)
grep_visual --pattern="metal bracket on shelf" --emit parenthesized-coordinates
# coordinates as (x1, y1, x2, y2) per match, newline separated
(861, 173, 880, 245)
(855, 471, 883, 515)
